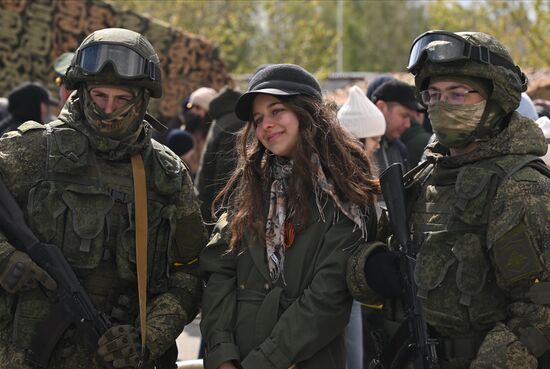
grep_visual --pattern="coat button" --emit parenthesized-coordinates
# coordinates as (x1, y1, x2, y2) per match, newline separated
(263, 283, 270, 290)
(239, 284, 245, 289)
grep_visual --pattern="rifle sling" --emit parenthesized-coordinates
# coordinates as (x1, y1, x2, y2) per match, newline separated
(131, 154, 148, 351)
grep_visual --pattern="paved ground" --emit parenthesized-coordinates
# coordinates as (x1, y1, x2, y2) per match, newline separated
(176, 315, 202, 361)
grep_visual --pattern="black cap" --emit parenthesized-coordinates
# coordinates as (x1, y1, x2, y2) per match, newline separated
(6, 82, 59, 123)
(235, 63, 322, 121)
(371, 79, 423, 111)
(366, 75, 395, 100)
(8, 82, 59, 108)
(166, 129, 194, 156)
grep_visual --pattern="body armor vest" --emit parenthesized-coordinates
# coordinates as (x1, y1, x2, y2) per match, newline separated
(13, 120, 185, 349)
(407, 154, 543, 338)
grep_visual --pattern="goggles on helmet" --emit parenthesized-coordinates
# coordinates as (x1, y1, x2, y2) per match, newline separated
(407, 30, 519, 76)
(75, 43, 160, 82)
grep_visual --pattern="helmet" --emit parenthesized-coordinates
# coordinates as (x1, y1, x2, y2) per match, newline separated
(409, 31, 527, 116)
(65, 28, 162, 98)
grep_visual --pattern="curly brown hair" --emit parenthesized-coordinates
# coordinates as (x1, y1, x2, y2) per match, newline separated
(213, 94, 380, 249)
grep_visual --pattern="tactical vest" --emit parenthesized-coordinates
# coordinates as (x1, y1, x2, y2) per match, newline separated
(12, 120, 185, 349)
(406, 154, 548, 338)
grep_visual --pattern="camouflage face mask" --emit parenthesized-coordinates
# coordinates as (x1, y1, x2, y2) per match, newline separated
(82, 87, 147, 139)
(428, 100, 487, 148)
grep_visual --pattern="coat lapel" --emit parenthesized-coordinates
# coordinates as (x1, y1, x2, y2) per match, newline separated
(248, 236, 271, 283)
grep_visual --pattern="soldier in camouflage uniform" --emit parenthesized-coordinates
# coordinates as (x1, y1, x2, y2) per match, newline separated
(347, 30, 550, 369)
(0, 28, 207, 368)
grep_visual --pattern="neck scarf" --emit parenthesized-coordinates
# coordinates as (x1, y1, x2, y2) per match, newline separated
(265, 156, 293, 283)
(265, 153, 368, 283)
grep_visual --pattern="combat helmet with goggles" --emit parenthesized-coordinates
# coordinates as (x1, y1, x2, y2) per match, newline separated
(407, 30, 527, 140)
(65, 28, 162, 98)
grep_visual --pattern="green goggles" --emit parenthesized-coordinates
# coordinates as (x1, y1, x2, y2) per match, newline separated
(407, 30, 519, 76)
(75, 43, 160, 82)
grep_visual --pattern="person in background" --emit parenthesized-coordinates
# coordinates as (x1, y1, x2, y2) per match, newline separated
(399, 107, 433, 167)
(184, 87, 217, 179)
(366, 75, 395, 102)
(336, 84, 386, 369)
(53, 52, 75, 105)
(0, 97, 8, 122)
(338, 85, 386, 159)
(536, 115, 550, 166)
(0, 28, 207, 369)
(347, 30, 550, 369)
(0, 82, 59, 136)
(534, 99, 550, 119)
(200, 63, 379, 369)
(187, 87, 217, 120)
(166, 128, 196, 174)
(370, 79, 423, 172)
(194, 86, 244, 234)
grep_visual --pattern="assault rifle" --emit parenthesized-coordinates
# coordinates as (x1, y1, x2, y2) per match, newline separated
(0, 176, 116, 369)
(379, 163, 439, 369)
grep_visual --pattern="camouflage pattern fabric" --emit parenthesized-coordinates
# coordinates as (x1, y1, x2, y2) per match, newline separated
(0, 93, 208, 368)
(347, 113, 550, 369)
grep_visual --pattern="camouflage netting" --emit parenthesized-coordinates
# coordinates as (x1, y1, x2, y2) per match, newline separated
(0, 0, 232, 119)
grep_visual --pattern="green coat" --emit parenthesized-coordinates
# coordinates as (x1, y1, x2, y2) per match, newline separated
(200, 198, 367, 369)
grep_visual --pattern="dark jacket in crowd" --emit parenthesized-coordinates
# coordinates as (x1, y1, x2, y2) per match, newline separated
(400, 120, 432, 167)
(373, 136, 410, 173)
(194, 88, 244, 233)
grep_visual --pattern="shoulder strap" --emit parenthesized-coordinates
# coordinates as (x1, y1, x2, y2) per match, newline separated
(501, 156, 548, 183)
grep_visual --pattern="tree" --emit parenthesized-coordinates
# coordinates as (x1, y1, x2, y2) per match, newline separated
(425, 0, 550, 69)
(341, 0, 430, 72)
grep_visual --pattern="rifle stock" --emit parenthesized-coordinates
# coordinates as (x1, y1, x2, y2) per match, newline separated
(380, 163, 439, 369)
(0, 177, 115, 369)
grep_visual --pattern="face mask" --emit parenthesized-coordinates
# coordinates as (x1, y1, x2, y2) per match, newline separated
(82, 87, 147, 139)
(428, 100, 486, 148)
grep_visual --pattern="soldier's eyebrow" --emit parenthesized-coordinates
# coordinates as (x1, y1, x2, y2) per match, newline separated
(428, 84, 471, 92)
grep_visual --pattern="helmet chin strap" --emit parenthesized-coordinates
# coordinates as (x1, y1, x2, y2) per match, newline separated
(472, 98, 507, 142)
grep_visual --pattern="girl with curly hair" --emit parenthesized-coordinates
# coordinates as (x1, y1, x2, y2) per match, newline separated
(200, 64, 380, 369)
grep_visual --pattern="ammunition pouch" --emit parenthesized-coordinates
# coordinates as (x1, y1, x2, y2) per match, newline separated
(438, 335, 485, 361)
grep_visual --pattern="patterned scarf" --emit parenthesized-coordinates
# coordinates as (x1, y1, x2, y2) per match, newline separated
(265, 153, 368, 283)
(265, 156, 293, 283)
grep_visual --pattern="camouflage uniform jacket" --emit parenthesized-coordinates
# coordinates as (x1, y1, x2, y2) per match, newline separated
(0, 94, 208, 368)
(347, 113, 550, 369)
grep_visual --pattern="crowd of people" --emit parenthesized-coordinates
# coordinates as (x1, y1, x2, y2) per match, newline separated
(0, 26, 549, 369)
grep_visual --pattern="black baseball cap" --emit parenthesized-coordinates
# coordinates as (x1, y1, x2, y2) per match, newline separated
(371, 79, 424, 111)
(235, 63, 322, 121)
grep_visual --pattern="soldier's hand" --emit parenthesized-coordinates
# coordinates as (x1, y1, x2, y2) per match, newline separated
(97, 325, 143, 368)
(364, 248, 402, 299)
(0, 250, 57, 293)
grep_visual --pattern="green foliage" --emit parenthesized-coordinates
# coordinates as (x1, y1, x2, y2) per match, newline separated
(110, 0, 337, 76)
(110, 0, 550, 74)
(342, 0, 430, 72)
(425, 0, 550, 69)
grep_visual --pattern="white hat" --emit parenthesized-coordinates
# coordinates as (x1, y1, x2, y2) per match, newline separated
(536, 116, 550, 166)
(187, 87, 217, 111)
(337, 85, 386, 139)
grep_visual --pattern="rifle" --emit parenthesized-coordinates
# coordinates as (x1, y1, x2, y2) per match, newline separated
(379, 163, 439, 369)
(0, 176, 116, 369)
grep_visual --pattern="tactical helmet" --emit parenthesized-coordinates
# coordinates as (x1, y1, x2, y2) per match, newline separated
(408, 31, 527, 116)
(65, 28, 162, 98)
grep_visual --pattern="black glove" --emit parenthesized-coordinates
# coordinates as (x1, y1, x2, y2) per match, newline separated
(364, 249, 403, 299)
(97, 325, 143, 368)
(0, 250, 57, 293)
